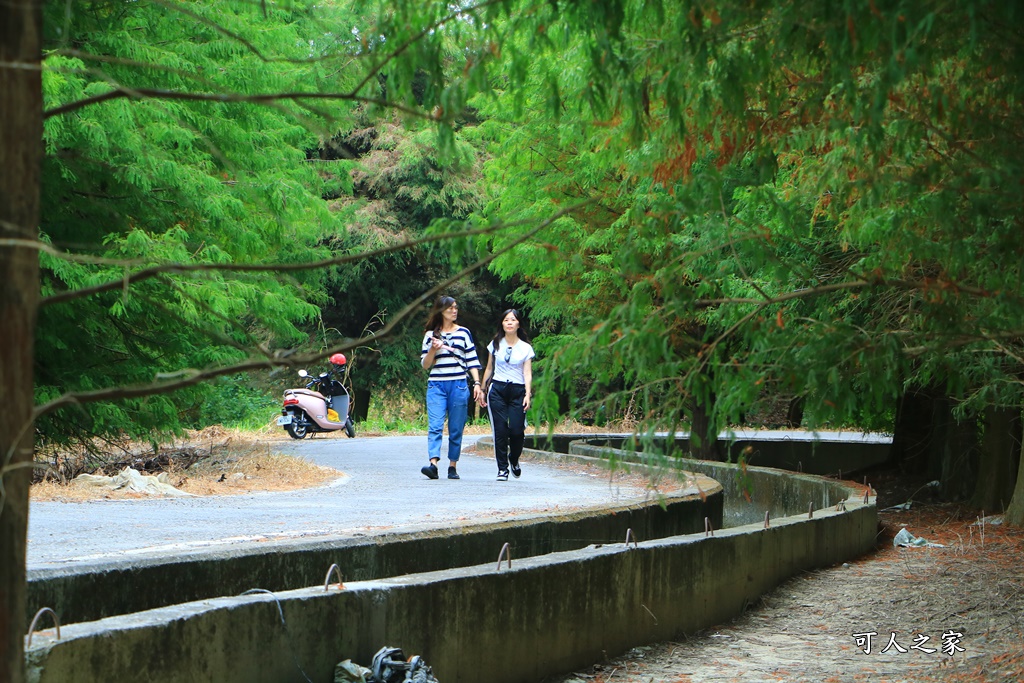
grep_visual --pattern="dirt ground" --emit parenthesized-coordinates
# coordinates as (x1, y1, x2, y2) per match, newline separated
(29, 427, 340, 502)
(543, 504, 1024, 683)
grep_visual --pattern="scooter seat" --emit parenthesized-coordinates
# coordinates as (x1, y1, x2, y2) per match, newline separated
(286, 388, 327, 400)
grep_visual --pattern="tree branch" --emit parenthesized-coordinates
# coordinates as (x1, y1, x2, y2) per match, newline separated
(694, 279, 874, 307)
(348, 0, 508, 97)
(37, 214, 559, 307)
(43, 88, 429, 120)
(693, 277, 1004, 308)
(30, 200, 594, 421)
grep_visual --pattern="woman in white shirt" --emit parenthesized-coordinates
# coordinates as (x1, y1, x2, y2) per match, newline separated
(479, 309, 535, 481)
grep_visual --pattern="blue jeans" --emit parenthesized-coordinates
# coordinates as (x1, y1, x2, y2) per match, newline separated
(426, 380, 469, 463)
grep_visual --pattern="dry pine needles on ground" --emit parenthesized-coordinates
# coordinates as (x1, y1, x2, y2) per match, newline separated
(545, 504, 1024, 683)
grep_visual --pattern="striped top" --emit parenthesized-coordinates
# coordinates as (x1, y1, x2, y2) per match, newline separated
(421, 327, 481, 381)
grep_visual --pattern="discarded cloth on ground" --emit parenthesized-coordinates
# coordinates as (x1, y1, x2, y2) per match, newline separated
(893, 527, 944, 548)
(73, 467, 194, 497)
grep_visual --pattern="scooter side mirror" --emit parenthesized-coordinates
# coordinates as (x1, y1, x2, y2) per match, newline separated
(297, 369, 309, 378)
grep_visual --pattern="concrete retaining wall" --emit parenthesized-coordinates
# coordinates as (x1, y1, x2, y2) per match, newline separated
(29, 475, 723, 626)
(26, 445, 877, 683)
(529, 431, 890, 476)
(564, 440, 867, 526)
(26, 498, 875, 683)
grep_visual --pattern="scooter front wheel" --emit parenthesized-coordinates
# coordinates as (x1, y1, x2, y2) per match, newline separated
(285, 412, 309, 439)
(344, 417, 355, 439)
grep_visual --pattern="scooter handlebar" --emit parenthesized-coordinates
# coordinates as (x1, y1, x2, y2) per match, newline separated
(299, 367, 342, 392)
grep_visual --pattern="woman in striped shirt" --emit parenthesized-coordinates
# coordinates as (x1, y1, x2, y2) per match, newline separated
(419, 296, 483, 480)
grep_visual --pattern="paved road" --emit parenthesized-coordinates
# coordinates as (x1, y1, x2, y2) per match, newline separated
(27, 434, 640, 571)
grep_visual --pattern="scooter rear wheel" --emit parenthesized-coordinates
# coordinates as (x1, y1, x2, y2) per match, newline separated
(344, 417, 355, 439)
(285, 412, 309, 439)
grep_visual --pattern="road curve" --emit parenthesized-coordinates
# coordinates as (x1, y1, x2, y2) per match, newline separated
(27, 434, 643, 571)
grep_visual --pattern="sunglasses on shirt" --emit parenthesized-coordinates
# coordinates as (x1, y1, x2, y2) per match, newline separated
(504, 347, 512, 363)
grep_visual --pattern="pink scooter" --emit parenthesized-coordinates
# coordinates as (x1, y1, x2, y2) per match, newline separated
(277, 353, 355, 439)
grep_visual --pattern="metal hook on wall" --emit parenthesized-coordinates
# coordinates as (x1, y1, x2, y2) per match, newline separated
(324, 563, 345, 591)
(27, 607, 61, 646)
(496, 542, 512, 570)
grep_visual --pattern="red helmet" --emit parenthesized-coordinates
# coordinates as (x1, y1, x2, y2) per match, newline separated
(329, 353, 347, 366)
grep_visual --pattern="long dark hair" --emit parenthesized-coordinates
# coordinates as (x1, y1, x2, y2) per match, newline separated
(490, 309, 531, 354)
(424, 295, 457, 336)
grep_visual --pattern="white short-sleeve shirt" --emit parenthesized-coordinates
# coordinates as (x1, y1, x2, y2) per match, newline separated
(490, 339, 535, 385)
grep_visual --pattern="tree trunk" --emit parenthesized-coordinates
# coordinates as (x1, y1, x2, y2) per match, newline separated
(1, 3, 42, 682)
(556, 387, 571, 417)
(970, 406, 1021, 512)
(784, 396, 804, 429)
(1003, 431, 1024, 527)
(889, 387, 935, 471)
(930, 398, 977, 502)
(351, 388, 371, 422)
(687, 392, 718, 460)
(890, 389, 980, 501)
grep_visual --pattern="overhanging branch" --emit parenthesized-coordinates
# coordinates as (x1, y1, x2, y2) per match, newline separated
(693, 277, 999, 308)
(43, 88, 429, 120)
(38, 213, 564, 307)
(348, 0, 508, 98)
(30, 200, 593, 421)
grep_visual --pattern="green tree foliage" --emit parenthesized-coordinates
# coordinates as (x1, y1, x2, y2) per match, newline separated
(36, 0, 368, 443)
(34, 0, 521, 443)
(1, 3, 552, 680)
(24, 0, 1024, 478)
(368, 0, 1024, 474)
(318, 115, 501, 397)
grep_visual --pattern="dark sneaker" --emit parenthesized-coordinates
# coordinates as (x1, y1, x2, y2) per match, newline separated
(447, 466, 460, 480)
(497, 470, 509, 481)
(511, 463, 522, 478)
(421, 463, 439, 480)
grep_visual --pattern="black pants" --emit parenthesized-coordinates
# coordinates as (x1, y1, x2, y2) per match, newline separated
(487, 381, 527, 471)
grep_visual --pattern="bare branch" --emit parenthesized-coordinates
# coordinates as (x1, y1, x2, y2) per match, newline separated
(719, 192, 771, 302)
(694, 280, 874, 307)
(43, 87, 429, 120)
(694, 277, 1004, 308)
(2, 236, 147, 267)
(902, 330, 1024, 358)
(30, 200, 594, 421)
(37, 213, 567, 306)
(349, 0, 508, 97)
